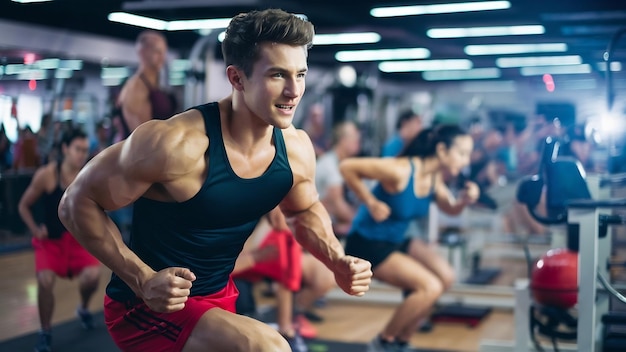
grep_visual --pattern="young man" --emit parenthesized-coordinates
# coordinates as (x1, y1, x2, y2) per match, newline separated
(59, 9, 372, 352)
(18, 128, 101, 352)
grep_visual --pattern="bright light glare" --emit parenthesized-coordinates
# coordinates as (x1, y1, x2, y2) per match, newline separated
(427, 25, 544, 38)
(108, 12, 167, 30)
(371, 1, 510, 17)
(379, 59, 473, 73)
(335, 48, 430, 62)
(465, 43, 567, 55)
(314, 32, 381, 45)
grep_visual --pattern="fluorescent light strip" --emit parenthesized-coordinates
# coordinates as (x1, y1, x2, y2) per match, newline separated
(215, 31, 380, 46)
(168, 18, 231, 31)
(335, 48, 430, 62)
(314, 32, 381, 45)
(597, 62, 622, 72)
(428, 25, 544, 38)
(379, 59, 472, 73)
(465, 43, 567, 55)
(520, 64, 591, 76)
(496, 55, 582, 67)
(371, 1, 510, 17)
(108, 12, 167, 30)
(11, 0, 53, 3)
(423, 68, 501, 81)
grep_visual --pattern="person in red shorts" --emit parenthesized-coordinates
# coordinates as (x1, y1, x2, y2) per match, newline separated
(18, 128, 101, 352)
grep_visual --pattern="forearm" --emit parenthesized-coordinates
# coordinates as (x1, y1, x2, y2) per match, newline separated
(59, 192, 154, 295)
(18, 204, 40, 236)
(292, 201, 345, 271)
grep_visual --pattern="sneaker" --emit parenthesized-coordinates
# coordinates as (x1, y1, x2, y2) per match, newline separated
(294, 314, 317, 339)
(366, 336, 396, 352)
(34, 330, 51, 352)
(76, 307, 95, 330)
(285, 332, 308, 352)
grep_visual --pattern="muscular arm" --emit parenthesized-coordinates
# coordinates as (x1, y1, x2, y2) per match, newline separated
(58, 119, 196, 297)
(281, 130, 345, 270)
(339, 157, 403, 207)
(18, 166, 49, 237)
(119, 77, 152, 132)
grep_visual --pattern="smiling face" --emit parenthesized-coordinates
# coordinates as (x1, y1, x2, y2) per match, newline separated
(236, 42, 308, 129)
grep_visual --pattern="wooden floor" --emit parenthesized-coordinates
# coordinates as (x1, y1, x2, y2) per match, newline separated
(0, 249, 518, 351)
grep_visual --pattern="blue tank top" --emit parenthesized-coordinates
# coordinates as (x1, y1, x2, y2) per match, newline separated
(41, 162, 67, 240)
(106, 102, 294, 302)
(349, 160, 433, 244)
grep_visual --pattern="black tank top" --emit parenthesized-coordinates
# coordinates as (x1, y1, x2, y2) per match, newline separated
(41, 162, 67, 240)
(106, 102, 294, 302)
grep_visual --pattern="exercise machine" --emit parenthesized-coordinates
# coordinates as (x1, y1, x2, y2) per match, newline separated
(481, 136, 626, 352)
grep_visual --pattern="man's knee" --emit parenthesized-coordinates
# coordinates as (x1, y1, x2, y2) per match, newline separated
(79, 266, 101, 285)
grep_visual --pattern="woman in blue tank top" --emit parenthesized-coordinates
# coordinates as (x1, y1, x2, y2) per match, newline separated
(341, 124, 480, 351)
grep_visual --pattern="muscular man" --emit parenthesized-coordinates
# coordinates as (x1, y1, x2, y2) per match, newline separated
(116, 30, 177, 136)
(59, 9, 372, 352)
(18, 128, 101, 352)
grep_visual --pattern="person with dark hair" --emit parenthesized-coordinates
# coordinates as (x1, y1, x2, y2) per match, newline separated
(58, 9, 371, 352)
(340, 124, 479, 351)
(381, 110, 423, 157)
(18, 128, 101, 352)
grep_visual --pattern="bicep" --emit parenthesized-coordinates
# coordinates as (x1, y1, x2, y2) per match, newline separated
(70, 142, 156, 211)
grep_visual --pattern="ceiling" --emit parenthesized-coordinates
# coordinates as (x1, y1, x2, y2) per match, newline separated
(1, 0, 626, 83)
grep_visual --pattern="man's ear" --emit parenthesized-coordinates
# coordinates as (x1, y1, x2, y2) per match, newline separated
(226, 66, 244, 91)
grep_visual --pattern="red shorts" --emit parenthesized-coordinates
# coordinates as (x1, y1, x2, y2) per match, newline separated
(32, 231, 100, 278)
(104, 276, 239, 352)
(232, 229, 302, 291)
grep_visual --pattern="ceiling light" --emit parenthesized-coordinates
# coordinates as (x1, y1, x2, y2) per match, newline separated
(465, 43, 568, 55)
(371, 1, 510, 18)
(335, 48, 430, 62)
(314, 32, 381, 45)
(427, 25, 544, 38)
(597, 61, 622, 72)
(520, 64, 591, 76)
(496, 55, 582, 67)
(108, 12, 167, 30)
(168, 18, 231, 31)
(11, 0, 53, 3)
(379, 59, 473, 73)
(214, 31, 381, 46)
(423, 68, 501, 80)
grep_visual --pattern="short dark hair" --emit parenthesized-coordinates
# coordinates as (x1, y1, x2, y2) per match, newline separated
(221, 9, 315, 77)
(401, 124, 467, 157)
(61, 128, 87, 148)
(395, 110, 419, 131)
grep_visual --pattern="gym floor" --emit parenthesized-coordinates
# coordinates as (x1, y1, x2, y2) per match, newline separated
(0, 248, 518, 351)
